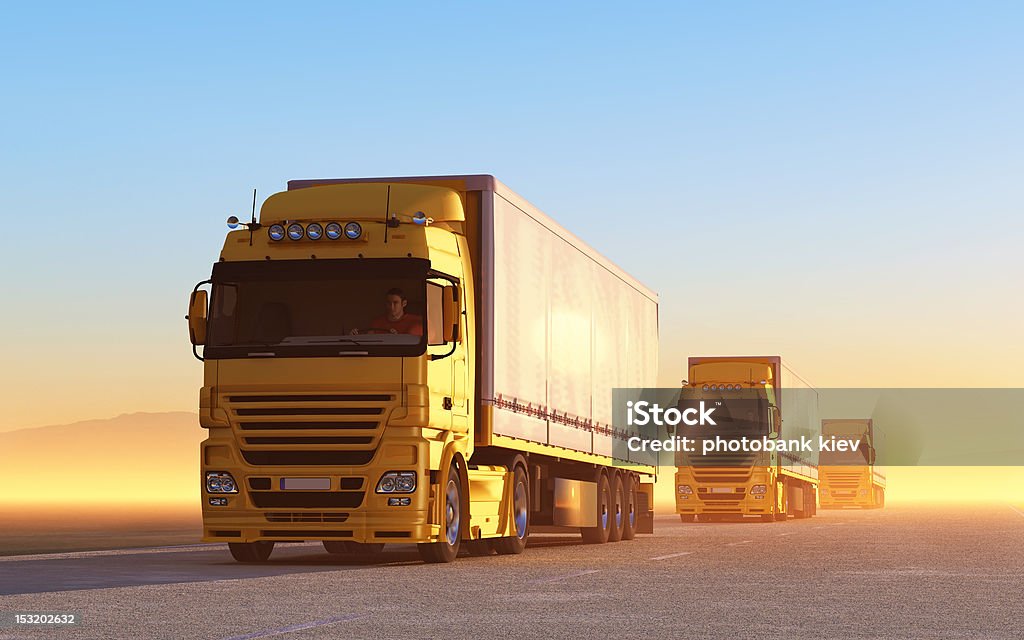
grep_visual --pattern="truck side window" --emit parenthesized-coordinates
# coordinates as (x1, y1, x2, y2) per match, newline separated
(426, 282, 445, 346)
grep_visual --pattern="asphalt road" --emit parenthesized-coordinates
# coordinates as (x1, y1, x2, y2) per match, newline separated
(1, 505, 1022, 639)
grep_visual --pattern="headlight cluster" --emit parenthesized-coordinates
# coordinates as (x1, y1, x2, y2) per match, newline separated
(268, 221, 362, 241)
(376, 471, 416, 494)
(750, 484, 768, 495)
(677, 484, 693, 495)
(702, 384, 743, 391)
(206, 471, 238, 494)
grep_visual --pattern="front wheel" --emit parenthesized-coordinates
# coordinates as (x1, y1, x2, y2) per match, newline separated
(494, 466, 529, 555)
(418, 460, 463, 563)
(229, 541, 274, 563)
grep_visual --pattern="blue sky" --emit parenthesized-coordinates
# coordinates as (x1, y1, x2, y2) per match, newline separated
(1, 2, 1022, 428)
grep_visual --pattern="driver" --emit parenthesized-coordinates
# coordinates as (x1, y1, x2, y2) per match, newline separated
(351, 288, 423, 336)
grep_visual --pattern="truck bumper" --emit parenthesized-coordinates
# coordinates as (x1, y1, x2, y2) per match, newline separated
(674, 468, 774, 517)
(202, 507, 439, 544)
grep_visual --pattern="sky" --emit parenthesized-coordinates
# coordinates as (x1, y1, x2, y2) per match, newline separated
(1, 2, 1023, 431)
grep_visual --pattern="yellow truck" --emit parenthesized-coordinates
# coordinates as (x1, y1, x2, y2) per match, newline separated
(675, 356, 819, 522)
(819, 419, 885, 509)
(187, 175, 658, 563)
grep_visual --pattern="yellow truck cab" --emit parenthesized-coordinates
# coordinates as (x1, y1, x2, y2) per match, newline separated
(187, 175, 658, 563)
(819, 419, 885, 509)
(675, 356, 819, 522)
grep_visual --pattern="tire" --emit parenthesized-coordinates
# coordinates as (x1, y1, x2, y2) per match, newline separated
(494, 466, 529, 555)
(418, 460, 463, 563)
(761, 514, 775, 523)
(608, 473, 625, 542)
(696, 514, 715, 523)
(323, 541, 384, 556)
(622, 474, 638, 539)
(581, 472, 612, 544)
(229, 541, 274, 563)
(680, 514, 696, 524)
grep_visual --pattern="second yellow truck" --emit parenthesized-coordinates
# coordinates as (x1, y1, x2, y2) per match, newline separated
(675, 356, 820, 522)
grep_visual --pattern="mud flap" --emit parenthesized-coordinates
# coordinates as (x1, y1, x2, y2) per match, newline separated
(637, 482, 655, 534)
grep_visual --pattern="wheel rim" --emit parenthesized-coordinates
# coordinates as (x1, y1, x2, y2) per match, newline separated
(615, 486, 623, 529)
(600, 493, 609, 530)
(513, 480, 528, 539)
(445, 479, 460, 546)
(629, 495, 636, 528)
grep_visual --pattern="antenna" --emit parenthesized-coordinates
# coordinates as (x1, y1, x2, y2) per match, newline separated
(249, 188, 257, 246)
(383, 185, 391, 244)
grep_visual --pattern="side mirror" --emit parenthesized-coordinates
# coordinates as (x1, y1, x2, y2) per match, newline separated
(442, 285, 461, 343)
(869, 447, 877, 465)
(187, 289, 208, 345)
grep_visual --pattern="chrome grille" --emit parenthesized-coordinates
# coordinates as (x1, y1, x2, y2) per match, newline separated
(224, 393, 396, 466)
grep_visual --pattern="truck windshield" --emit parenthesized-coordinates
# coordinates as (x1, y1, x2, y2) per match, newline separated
(677, 391, 771, 437)
(820, 442, 870, 465)
(204, 258, 430, 359)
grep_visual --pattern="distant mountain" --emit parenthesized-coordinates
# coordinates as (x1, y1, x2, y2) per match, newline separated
(0, 412, 204, 504)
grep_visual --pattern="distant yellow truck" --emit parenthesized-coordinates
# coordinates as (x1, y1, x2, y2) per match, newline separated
(819, 419, 885, 509)
(675, 356, 820, 522)
(187, 175, 658, 563)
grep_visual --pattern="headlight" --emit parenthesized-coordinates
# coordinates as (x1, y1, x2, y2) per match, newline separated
(287, 223, 304, 241)
(344, 221, 362, 239)
(306, 222, 324, 240)
(702, 384, 709, 391)
(268, 224, 286, 241)
(859, 489, 868, 496)
(821, 488, 829, 495)
(206, 471, 238, 494)
(750, 484, 767, 495)
(376, 471, 416, 494)
(325, 222, 342, 239)
(677, 484, 693, 495)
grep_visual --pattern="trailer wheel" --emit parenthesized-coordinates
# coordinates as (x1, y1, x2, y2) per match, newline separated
(622, 474, 638, 539)
(581, 472, 612, 544)
(494, 466, 529, 555)
(229, 541, 274, 563)
(418, 460, 462, 563)
(608, 472, 625, 542)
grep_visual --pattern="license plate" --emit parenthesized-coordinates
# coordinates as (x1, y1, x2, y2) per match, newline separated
(710, 487, 734, 493)
(280, 477, 331, 490)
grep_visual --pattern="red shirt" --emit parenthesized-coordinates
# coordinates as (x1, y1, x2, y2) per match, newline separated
(369, 313, 423, 336)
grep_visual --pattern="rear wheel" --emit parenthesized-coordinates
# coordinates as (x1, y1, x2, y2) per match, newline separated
(608, 473, 625, 542)
(418, 460, 463, 563)
(581, 472, 612, 544)
(229, 541, 274, 563)
(494, 466, 529, 555)
(622, 474, 638, 539)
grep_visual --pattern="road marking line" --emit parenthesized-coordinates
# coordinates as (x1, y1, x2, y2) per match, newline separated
(649, 552, 692, 561)
(529, 569, 600, 585)
(221, 613, 365, 640)
(776, 532, 795, 537)
(1009, 504, 1024, 519)
(726, 540, 752, 546)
